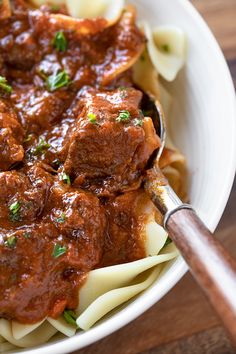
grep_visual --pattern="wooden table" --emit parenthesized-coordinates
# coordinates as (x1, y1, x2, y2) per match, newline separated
(74, 1, 236, 353)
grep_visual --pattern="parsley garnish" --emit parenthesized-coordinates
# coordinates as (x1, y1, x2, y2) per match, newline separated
(118, 86, 128, 98)
(87, 113, 97, 124)
(55, 212, 66, 223)
(10, 273, 17, 282)
(52, 243, 67, 258)
(164, 237, 172, 246)
(51, 4, 60, 11)
(53, 31, 68, 52)
(52, 159, 61, 167)
(59, 172, 71, 185)
(23, 134, 33, 143)
(5, 235, 17, 248)
(9, 201, 21, 222)
(23, 232, 31, 239)
(116, 110, 131, 123)
(140, 54, 146, 61)
(133, 118, 143, 127)
(63, 310, 78, 327)
(161, 44, 170, 53)
(33, 137, 51, 155)
(47, 71, 70, 92)
(0, 76, 12, 95)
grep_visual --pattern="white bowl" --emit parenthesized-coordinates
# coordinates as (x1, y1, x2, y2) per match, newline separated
(10, 0, 236, 353)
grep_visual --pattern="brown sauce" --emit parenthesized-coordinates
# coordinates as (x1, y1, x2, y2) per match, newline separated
(0, 0, 160, 324)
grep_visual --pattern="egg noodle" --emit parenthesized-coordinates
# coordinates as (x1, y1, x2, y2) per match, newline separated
(0, 0, 187, 351)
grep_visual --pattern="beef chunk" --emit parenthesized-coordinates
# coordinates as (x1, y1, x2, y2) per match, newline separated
(62, 88, 160, 196)
(0, 164, 53, 225)
(45, 183, 106, 269)
(0, 13, 40, 70)
(0, 99, 24, 170)
(0, 179, 106, 323)
(12, 85, 72, 132)
(100, 191, 148, 266)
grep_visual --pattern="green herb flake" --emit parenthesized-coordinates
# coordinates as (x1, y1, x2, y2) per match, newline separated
(33, 137, 51, 155)
(10, 273, 17, 282)
(9, 201, 21, 222)
(59, 172, 71, 185)
(23, 134, 33, 143)
(0, 76, 12, 95)
(55, 212, 66, 224)
(51, 4, 60, 11)
(161, 44, 170, 53)
(23, 232, 31, 239)
(116, 110, 131, 123)
(47, 70, 70, 92)
(5, 235, 17, 248)
(52, 159, 61, 167)
(87, 113, 97, 124)
(52, 243, 67, 258)
(53, 31, 68, 52)
(63, 310, 78, 327)
(118, 86, 128, 98)
(164, 237, 172, 246)
(140, 54, 146, 62)
(133, 118, 143, 127)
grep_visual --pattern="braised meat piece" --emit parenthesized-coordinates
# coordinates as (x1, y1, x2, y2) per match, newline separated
(62, 87, 160, 196)
(100, 191, 148, 266)
(0, 11, 40, 70)
(12, 85, 73, 132)
(0, 99, 24, 170)
(45, 183, 106, 269)
(0, 164, 53, 225)
(0, 169, 106, 323)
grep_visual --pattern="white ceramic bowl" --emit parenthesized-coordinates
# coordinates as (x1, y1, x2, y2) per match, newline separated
(11, 0, 236, 353)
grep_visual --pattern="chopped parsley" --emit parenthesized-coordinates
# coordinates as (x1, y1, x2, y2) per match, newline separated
(52, 159, 61, 168)
(55, 212, 66, 224)
(63, 310, 78, 327)
(133, 118, 143, 127)
(23, 232, 31, 239)
(53, 31, 68, 52)
(5, 235, 17, 248)
(87, 113, 97, 124)
(9, 201, 21, 222)
(33, 137, 51, 155)
(116, 110, 131, 123)
(10, 273, 17, 282)
(0, 76, 12, 95)
(47, 70, 70, 92)
(140, 54, 146, 61)
(51, 4, 60, 11)
(23, 134, 33, 143)
(118, 86, 128, 98)
(59, 172, 71, 185)
(164, 237, 172, 246)
(161, 44, 170, 53)
(52, 243, 67, 258)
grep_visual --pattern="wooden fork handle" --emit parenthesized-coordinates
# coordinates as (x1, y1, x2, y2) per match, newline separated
(166, 208, 236, 346)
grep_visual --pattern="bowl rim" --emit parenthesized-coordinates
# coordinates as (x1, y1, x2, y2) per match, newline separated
(11, 0, 236, 353)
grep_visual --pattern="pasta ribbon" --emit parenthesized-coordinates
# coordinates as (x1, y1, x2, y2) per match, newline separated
(143, 22, 187, 81)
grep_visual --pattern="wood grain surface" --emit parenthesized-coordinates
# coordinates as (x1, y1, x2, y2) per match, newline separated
(74, 1, 236, 353)
(167, 208, 236, 346)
